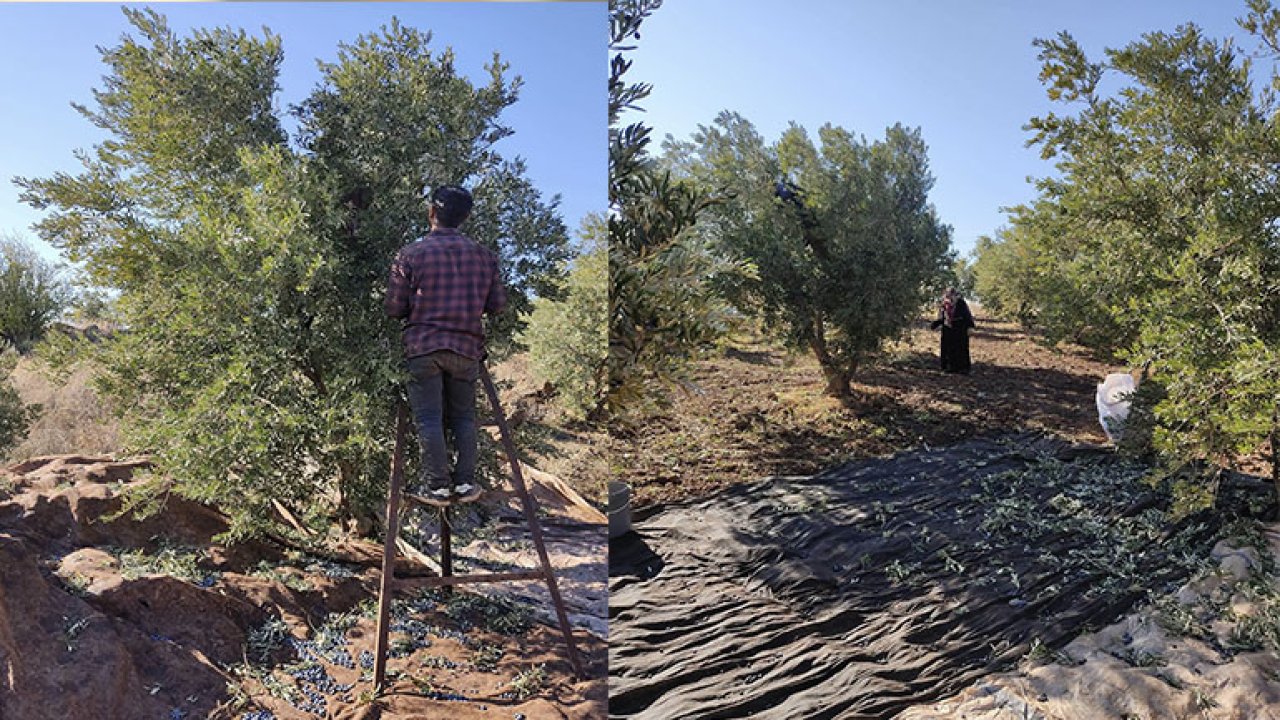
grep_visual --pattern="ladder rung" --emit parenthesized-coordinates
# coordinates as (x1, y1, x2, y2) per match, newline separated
(416, 570, 547, 587)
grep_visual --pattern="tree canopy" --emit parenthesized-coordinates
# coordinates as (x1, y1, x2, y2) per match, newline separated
(522, 215, 608, 420)
(0, 233, 71, 354)
(972, 0, 1280, 497)
(607, 0, 743, 419)
(15, 8, 570, 539)
(0, 353, 29, 459)
(665, 113, 954, 396)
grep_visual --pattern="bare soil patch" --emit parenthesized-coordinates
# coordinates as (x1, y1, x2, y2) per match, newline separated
(614, 313, 1119, 509)
(0, 454, 606, 720)
(493, 353, 608, 509)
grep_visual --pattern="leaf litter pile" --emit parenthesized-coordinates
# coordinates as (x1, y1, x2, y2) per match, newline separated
(608, 433, 1274, 720)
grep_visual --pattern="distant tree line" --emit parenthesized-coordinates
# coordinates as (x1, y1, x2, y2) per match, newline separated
(0, 233, 70, 458)
(0, 232, 72, 354)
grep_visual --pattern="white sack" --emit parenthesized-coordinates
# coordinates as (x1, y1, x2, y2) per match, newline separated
(1096, 373, 1137, 443)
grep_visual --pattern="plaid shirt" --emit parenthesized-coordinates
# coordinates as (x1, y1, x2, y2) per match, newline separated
(384, 227, 506, 360)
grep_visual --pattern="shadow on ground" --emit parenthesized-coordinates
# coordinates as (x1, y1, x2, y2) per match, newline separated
(614, 315, 1122, 509)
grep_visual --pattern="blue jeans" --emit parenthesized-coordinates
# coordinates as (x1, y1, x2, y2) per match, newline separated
(405, 351, 480, 488)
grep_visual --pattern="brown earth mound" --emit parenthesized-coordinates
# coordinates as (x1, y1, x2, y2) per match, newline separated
(0, 456, 245, 719)
(608, 435, 1273, 719)
(0, 455, 607, 720)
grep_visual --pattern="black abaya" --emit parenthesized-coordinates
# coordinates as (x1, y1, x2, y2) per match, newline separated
(933, 298, 975, 373)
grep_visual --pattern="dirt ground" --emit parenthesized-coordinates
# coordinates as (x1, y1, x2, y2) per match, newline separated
(0, 454, 606, 720)
(614, 311, 1127, 509)
(490, 353, 609, 511)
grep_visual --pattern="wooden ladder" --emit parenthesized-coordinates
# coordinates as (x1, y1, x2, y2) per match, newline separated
(371, 363, 584, 691)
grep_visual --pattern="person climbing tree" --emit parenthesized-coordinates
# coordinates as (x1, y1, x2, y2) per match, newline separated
(931, 287, 975, 374)
(385, 185, 507, 506)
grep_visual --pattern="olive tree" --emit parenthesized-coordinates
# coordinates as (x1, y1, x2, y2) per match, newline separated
(666, 113, 953, 397)
(981, 0, 1280, 502)
(607, 0, 743, 418)
(0, 233, 71, 353)
(16, 9, 569, 538)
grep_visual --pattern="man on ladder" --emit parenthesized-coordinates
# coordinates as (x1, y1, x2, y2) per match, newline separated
(385, 184, 505, 507)
(377, 186, 584, 683)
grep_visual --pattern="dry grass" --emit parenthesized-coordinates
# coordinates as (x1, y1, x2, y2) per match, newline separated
(492, 353, 608, 508)
(1, 349, 605, 510)
(5, 357, 120, 462)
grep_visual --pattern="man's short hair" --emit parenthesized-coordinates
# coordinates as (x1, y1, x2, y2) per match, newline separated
(430, 185, 473, 228)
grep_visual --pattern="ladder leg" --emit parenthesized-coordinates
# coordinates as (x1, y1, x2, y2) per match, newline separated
(440, 507, 453, 597)
(373, 402, 409, 692)
(479, 364, 585, 678)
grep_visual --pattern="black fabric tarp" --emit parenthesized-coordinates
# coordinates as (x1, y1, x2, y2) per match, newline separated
(608, 434, 1272, 720)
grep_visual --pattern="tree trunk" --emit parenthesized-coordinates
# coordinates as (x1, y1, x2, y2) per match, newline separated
(807, 315, 851, 397)
(1271, 407, 1279, 521)
(337, 458, 376, 536)
(820, 366, 851, 398)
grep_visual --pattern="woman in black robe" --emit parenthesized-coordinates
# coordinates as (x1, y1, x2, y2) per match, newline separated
(930, 288, 975, 374)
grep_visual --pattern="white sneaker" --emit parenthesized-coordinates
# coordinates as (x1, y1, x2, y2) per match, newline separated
(405, 486, 453, 507)
(452, 483, 483, 503)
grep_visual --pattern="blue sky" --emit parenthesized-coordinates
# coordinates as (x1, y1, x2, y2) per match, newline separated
(0, 2, 605, 263)
(628, 0, 1256, 255)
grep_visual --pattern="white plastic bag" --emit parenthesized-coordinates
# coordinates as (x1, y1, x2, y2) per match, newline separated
(1096, 373, 1136, 443)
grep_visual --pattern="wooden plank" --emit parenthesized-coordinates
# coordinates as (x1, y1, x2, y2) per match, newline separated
(395, 536, 443, 576)
(415, 570, 546, 587)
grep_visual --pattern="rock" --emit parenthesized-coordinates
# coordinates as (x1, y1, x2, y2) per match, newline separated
(1195, 573, 1228, 599)
(0, 534, 171, 719)
(1231, 599, 1262, 619)
(1211, 539, 1239, 561)
(1236, 546, 1262, 570)
(1221, 554, 1253, 582)
(2, 456, 228, 549)
(90, 574, 265, 666)
(1175, 583, 1201, 606)
(1210, 619, 1238, 645)
(0, 457, 246, 719)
